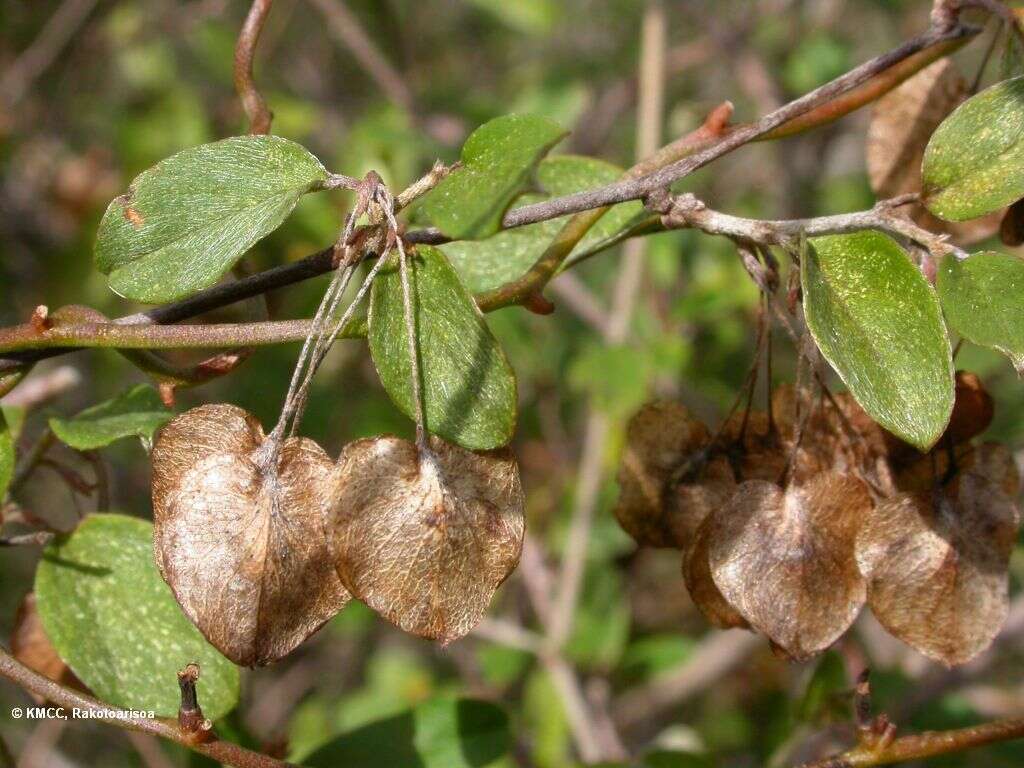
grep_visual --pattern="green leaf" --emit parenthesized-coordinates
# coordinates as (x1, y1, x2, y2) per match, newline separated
(95, 135, 328, 302)
(937, 250, 1024, 372)
(922, 76, 1024, 221)
(369, 245, 517, 449)
(35, 514, 239, 719)
(49, 384, 172, 450)
(303, 697, 510, 768)
(441, 155, 643, 292)
(0, 407, 14, 500)
(421, 114, 566, 240)
(802, 232, 953, 450)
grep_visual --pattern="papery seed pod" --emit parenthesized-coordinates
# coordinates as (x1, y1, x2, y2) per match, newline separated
(666, 453, 736, 555)
(683, 514, 749, 630)
(614, 402, 712, 548)
(707, 474, 871, 660)
(856, 468, 1020, 666)
(771, 385, 895, 495)
(719, 411, 788, 482)
(152, 404, 350, 667)
(331, 435, 525, 643)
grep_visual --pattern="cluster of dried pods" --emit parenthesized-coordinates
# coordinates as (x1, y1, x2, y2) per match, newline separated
(151, 406, 524, 667)
(148, 183, 525, 667)
(615, 372, 1021, 666)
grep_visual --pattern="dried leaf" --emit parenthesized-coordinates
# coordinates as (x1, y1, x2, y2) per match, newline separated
(151, 404, 350, 666)
(683, 517, 749, 630)
(708, 474, 871, 660)
(331, 436, 525, 643)
(1000, 198, 1024, 246)
(867, 60, 1001, 243)
(11, 593, 83, 701)
(856, 471, 1020, 666)
(613, 402, 712, 548)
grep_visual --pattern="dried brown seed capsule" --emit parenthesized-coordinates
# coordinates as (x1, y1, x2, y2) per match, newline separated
(331, 435, 525, 643)
(614, 401, 712, 548)
(152, 404, 350, 667)
(707, 473, 871, 661)
(771, 385, 895, 494)
(856, 468, 1020, 667)
(683, 514, 749, 630)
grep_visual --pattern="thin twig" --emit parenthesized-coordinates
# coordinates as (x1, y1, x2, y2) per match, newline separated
(307, 0, 415, 115)
(235, 0, 275, 135)
(0, 645, 296, 768)
(0, 0, 99, 107)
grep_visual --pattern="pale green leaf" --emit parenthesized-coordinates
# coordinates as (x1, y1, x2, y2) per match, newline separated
(937, 250, 1024, 372)
(421, 114, 566, 240)
(802, 232, 953, 450)
(369, 245, 517, 450)
(441, 155, 643, 292)
(35, 514, 239, 719)
(49, 384, 172, 450)
(95, 135, 327, 302)
(922, 76, 1024, 221)
(303, 696, 510, 768)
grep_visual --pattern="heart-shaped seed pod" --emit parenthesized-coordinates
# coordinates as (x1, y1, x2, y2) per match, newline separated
(667, 453, 736, 556)
(331, 435, 525, 643)
(856, 466, 1020, 666)
(708, 473, 872, 660)
(683, 514, 749, 630)
(152, 404, 350, 667)
(614, 401, 711, 548)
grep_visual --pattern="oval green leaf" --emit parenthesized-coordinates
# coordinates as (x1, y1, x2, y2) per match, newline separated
(922, 76, 1024, 221)
(441, 155, 644, 292)
(302, 696, 510, 768)
(802, 232, 953, 451)
(35, 514, 239, 718)
(49, 384, 172, 450)
(368, 245, 517, 450)
(421, 114, 567, 240)
(95, 135, 328, 303)
(937, 250, 1024, 372)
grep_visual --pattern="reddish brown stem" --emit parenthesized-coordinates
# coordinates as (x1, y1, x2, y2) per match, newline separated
(235, 0, 274, 135)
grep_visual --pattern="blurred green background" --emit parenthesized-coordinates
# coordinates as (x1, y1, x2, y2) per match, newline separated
(2, 1, 1023, 766)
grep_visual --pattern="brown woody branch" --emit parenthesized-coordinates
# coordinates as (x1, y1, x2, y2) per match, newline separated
(0, 646, 295, 768)
(0, 16, 982, 377)
(797, 670, 1024, 767)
